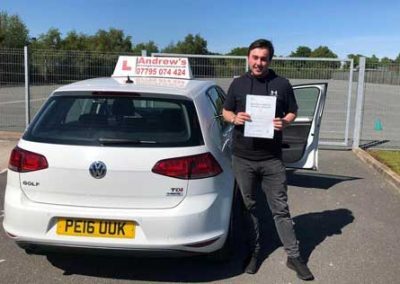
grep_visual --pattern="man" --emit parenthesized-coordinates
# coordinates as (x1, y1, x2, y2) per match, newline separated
(222, 39, 314, 281)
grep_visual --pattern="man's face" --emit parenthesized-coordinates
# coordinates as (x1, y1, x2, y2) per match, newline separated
(248, 47, 271, 77)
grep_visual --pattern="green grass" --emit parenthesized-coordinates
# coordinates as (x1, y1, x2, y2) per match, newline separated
(368, 150, 400, 175)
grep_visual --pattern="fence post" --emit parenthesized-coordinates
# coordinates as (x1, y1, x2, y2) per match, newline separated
(352, 57, 366, 149)
(24, 45, 31, 127)
(344, 59, 354, 146)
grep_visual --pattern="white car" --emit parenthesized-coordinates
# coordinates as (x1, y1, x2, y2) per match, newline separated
(3, 57, 327, 258)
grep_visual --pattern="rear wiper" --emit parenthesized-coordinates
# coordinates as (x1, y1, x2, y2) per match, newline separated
(98, 138, 158, 145)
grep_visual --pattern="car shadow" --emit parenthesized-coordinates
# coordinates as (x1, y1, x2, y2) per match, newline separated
(45, 207, 354, 282)
(46, 249, 243, 282)
(286, 170, 362, 190)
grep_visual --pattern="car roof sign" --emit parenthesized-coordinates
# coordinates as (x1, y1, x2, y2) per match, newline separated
(112, 56, 193, 80)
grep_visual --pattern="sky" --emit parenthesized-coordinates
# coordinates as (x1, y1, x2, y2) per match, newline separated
(2, 0, 400, 59)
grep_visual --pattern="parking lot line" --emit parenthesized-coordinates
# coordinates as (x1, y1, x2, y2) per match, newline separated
(0, 98, 46, 105)
(0, 260, 5, 263)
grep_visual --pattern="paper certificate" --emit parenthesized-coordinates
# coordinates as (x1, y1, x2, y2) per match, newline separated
(244, 94, 276, 139)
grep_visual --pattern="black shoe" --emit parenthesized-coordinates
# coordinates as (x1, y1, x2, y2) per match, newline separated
(286, 256, 314, 281)
(243, 254, 261, 274)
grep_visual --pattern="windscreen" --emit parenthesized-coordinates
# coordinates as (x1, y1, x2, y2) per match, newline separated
(24, 93, 203, 147)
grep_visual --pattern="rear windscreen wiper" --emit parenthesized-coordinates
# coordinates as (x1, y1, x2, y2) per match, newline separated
(98, 138, 158, 145)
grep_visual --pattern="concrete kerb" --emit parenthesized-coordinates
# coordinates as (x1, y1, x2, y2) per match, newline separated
(353, 147, 400, 193)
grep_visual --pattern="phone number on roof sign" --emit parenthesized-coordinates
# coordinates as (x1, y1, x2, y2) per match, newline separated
(135, 67, 187, 77)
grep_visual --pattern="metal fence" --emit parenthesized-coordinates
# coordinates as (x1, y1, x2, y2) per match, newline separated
(153, 53, 355, 147)
(0, 48, 25, 131)
(0, 47, 399, 149)
(359, 62, 400, 149)
(29, 49, 141, 120)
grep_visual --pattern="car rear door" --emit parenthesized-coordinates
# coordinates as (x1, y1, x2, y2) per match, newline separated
(283, 83, 327, 170)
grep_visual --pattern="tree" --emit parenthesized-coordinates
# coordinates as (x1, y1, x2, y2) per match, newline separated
(310, 46, 337, 58)
(161, 34, 208, 54)
(227, 47, 248, 56)
(62, 31, 90, 50)
(290, 46, 312, 57)
(88, 28, 132, 52)
(395, 53, 400, 64)
(347, 54, 364, 67)
(132, 41, 159, 55)
(366, 54, 379, 68)
(380, 57, 393, 66)
(32, 28, 62, 49)
(0, 11, 29, 48)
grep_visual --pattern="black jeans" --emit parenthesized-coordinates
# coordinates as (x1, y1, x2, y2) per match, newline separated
(232, 155, 300, 258)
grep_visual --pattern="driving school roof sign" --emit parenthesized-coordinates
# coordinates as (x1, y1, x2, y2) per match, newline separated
(112, 56, 193, 79)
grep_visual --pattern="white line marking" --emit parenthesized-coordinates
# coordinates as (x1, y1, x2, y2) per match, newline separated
(0, 98, 46, 105)
(0, 260, 5, 263)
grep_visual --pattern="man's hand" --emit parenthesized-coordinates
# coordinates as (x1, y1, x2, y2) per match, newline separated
(273, 117, 290, 131)
(234, 112, 251, 125)
(274, 113, 296, 131)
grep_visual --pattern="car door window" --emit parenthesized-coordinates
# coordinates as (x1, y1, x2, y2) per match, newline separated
(294, 87, 320, 119)
(206, 87, 226, 129)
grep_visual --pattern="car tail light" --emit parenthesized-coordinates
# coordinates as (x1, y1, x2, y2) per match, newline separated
(8, 147, 48, 173)
(152, 152, 222, 179)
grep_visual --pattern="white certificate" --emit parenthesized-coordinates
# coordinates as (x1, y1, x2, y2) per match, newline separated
(244, 94, 276, 139)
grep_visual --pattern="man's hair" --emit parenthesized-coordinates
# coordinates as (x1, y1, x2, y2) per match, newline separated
(248, 39, 274, 61)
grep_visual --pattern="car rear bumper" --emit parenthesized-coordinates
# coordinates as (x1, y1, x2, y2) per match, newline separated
(3, 182, 232, 254)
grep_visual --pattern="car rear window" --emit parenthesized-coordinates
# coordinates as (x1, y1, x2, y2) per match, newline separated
(24, 92, 204, 147)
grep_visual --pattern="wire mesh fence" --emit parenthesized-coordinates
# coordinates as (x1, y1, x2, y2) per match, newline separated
(0, 48, 26, 132)
(360, 62, 400, 149)
(154, 53, 355, 146)
(150, 53, 248, 78)
(0, 48, 25, 85)
(0, 48, 399, 149)
(29, 49, 142, 120)
(30, 49, 141, 85)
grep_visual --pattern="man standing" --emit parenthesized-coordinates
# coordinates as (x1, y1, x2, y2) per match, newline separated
(222, 39, 314, 281)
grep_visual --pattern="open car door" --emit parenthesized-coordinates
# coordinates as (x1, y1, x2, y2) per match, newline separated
(283, 83, 327, 170)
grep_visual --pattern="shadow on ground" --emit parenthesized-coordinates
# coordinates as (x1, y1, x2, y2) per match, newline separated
(360, 139, 390, 149)
(254, 206, 355, 266)
(287, 170, 362, 190)
(45, 207, 354, 282)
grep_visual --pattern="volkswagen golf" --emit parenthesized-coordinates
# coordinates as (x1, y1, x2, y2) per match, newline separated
(3, 56, 327, 258)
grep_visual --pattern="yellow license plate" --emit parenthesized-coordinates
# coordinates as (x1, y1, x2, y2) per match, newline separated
(56, 218, 135, 239)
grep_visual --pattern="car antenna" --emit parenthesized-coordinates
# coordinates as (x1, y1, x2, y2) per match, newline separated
(126, 76, 133, 84)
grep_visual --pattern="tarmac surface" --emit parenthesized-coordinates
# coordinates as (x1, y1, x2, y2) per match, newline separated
(0, 132, 20, 173)
(0, 138, 400, 283)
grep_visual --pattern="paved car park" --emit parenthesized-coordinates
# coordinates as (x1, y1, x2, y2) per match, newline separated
(1, 148, 399, 283)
